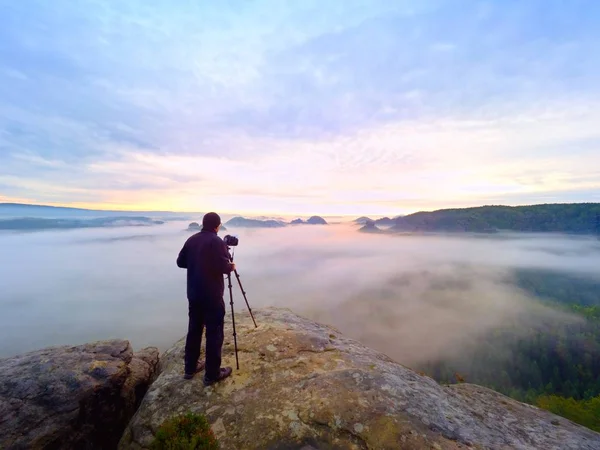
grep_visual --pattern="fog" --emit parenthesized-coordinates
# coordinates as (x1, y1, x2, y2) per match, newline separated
(1, 222, 599, 368)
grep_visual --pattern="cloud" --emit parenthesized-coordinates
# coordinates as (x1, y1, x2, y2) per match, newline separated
(1, 221, 597, 361)
(227, 225, 597, 366)
(2, 102, 600, 214)
(0, 0, 599, 213)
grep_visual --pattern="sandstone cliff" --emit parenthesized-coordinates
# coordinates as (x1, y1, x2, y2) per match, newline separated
(0, 340, 159, 449)
(119, 308, 600, 450)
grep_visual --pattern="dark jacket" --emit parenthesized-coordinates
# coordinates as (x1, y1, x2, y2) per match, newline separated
(177, 229, 233, 306)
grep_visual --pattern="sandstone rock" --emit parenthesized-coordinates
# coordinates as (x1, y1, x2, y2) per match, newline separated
(120, 308, 600, 450)
(0, 340, 159, 449)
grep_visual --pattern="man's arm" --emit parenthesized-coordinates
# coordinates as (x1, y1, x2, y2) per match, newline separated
(176, 242, 188, 268)
(213, 239, 235, 274)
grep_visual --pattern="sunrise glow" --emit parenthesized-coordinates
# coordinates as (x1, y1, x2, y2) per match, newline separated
(1, 1, 599, 215)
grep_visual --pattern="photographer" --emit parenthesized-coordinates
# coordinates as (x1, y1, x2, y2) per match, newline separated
(176, 212, 235, 385)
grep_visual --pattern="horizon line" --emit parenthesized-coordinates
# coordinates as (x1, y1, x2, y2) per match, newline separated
(2, 200, 600, 219)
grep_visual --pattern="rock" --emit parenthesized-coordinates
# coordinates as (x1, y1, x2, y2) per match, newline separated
(0, 340, 159, 449)
(119, 308, 600, 450)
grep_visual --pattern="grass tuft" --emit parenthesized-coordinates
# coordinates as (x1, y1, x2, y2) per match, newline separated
(150, 412, 220, 450)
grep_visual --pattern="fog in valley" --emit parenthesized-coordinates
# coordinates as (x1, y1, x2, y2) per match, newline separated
(1, 221, 599, 372)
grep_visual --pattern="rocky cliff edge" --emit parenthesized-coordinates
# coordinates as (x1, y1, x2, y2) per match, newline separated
(119, 307, 600, 450)
(0, 340, 159, 449)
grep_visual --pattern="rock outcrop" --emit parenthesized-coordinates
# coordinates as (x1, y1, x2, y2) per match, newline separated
(119, 308, 600, 450)
(290, 216, 328, 225)
(359, 220, 382, 233)
(306, 216, 327, 225)
(187, 222, 201, 231)
(0, 340, 159, 450)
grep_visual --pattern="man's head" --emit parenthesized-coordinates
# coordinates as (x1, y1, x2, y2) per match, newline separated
(202, 212, 221, 232)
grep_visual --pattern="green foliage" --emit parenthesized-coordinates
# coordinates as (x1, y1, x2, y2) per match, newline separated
(418, 268, 600, 432)
(569, 305, 600, 321)
(150, 412, 219, 450)
(536, 395, 600, 432)
(515, 269, 600, 308)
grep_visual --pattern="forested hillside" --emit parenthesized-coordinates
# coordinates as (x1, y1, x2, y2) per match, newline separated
(392, 203, 600, 234)
(418, 268, 600, 431)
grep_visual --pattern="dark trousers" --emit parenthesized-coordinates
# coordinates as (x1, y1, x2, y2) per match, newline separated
(184, 300, 225, 380)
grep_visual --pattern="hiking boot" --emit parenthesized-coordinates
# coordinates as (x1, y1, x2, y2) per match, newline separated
(183, 361, 206, 380)
(203, 367, 232, 386)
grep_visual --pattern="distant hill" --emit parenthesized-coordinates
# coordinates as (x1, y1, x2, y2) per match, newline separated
(307, 216, 327, 225)
(389, 203, 600, 234)
(0, 203, 193, 220)
(358, 220, 382, 233)
(224, 217, 286, 228)
(187, 222, 201, 231)
(186, 222, 227, 232)
(354, 216, 399, 225)
(374, 217, 395, 226)
(290, 216, 328, 225)
(0, 216, 164, 231)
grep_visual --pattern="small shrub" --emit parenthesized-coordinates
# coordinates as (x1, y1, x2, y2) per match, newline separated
(150, 412, 220, 450)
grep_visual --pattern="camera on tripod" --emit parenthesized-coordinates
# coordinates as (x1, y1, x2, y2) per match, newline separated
(223, 234, 239, 247)
(222, 233, 257, 371)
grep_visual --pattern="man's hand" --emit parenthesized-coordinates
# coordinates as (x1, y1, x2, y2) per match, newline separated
(230, 262, 236, 271)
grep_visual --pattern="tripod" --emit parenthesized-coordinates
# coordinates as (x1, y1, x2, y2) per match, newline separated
(226, 247, 257, 370)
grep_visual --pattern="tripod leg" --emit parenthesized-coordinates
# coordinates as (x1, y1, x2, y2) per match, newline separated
(227, 272, 240, 370)
(233, 269, 257, 328)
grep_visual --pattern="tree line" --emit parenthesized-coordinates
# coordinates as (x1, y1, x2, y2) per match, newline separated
(418, 268, 600, 432)
(391, 203, 600, 234)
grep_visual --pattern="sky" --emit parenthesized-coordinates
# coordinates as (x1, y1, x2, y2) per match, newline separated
(1, 0, 599, 217)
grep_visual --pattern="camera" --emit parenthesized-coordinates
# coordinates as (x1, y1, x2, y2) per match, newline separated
(223, 234, 239, 247)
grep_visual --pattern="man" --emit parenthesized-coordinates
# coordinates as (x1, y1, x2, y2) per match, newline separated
(176, 212, 235, 385)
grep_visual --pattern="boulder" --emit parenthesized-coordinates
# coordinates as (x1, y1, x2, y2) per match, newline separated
(0, 340, 159, 449)
(119, 308, 600, 450)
